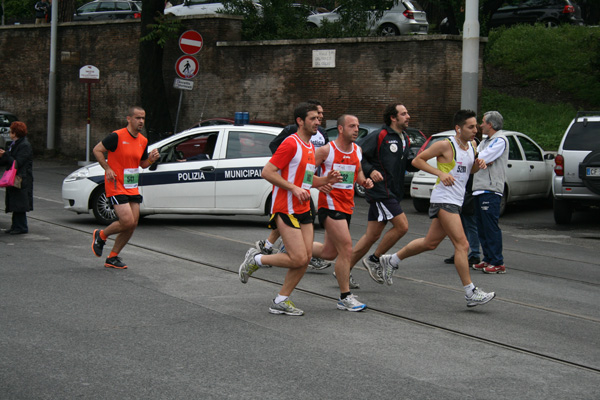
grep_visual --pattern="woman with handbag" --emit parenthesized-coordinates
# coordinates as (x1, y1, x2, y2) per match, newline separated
(0, 121, 33, 234)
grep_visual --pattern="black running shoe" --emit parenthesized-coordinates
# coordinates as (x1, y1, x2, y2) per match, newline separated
(105, 256, 127, 269)
(92, 229, 105, 257)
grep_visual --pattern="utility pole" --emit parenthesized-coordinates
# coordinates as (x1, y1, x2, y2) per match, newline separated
(47, 0, 58, 150)
(461, 0, 480, 112)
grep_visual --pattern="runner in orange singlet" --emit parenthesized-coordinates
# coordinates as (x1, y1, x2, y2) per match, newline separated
(90, 106, 160, 269)
(238, 103, 341, 316)
(311, 115, 373, 311)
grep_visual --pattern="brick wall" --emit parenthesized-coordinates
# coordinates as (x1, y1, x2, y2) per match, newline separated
(0, 16, 483, 158)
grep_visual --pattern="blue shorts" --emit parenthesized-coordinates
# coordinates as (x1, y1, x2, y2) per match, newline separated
(367, 198, 404, 222)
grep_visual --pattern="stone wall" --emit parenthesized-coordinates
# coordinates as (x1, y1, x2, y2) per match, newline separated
(0, 15, 483, 158)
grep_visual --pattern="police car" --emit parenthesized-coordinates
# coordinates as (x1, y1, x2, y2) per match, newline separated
(62, 124, 318, 224)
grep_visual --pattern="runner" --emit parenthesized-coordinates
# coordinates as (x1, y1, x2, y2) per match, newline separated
(377, 110, 496, 307)
(238, 102, 341, 316)
(311, 114, 373, 310)
(90, 106, 159, 269)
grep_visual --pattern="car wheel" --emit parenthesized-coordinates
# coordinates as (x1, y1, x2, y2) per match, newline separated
(91, 186, 117, 225)
(354, 182, 366, 198)
(579, 150, 600, 195)
(379, 23, 400, 37)
(553, 198, 572, 224)
(413, 198, 430, 213)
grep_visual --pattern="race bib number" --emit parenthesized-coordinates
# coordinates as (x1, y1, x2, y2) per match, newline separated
(332, 163, 356, 190)
(123, 168, 140, 189)
(302, 164, 315, 190)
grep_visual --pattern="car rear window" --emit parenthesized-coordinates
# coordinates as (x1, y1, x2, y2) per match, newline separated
(563, 121, 600, 151)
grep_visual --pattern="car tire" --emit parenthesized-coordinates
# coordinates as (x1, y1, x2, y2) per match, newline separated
(579, 150, 600, 195)
(91, 186, 117, 225)
(413, 198, 430, 213)
(379, 23, 400, 36)
(553, 198, 573, 224)
(354, 182, 366, 198)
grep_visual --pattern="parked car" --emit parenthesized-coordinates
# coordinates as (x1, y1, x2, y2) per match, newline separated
(62, 124, 318, 224)
(489, 0, 584, 28)
(306, 0, 429, 36)
(165, 0, 260, 17)
(552, 112, 600, 224)
(73, 0, 141, 21)
(0, 110, 18, 149)
(410, 130, 555, 215)
(327, 124, 426, 197)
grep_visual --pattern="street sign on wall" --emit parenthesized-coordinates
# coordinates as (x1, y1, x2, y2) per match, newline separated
(175, 55, 199, 79)
(179, 30, 204, 55)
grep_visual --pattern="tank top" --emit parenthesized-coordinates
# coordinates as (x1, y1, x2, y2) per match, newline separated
(318, 141, 362, 214)
(269, 134, 316, 215)
(430, 137, 475, 206)
(106, 128, 148, 197)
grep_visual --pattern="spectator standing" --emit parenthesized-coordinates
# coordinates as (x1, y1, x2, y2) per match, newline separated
(34, 0, 50, 24)
(0, 122, 33, 235)
(472, 111, 508, 274)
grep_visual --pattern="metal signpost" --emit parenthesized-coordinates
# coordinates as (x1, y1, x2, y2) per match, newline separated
(79, 65, 100, 165)
(173, 30, 203, 133)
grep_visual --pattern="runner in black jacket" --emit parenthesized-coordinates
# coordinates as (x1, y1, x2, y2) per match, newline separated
(349, 103, 412, 285)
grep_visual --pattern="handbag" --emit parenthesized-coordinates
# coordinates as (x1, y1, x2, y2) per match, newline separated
(0, 161, 22, 189)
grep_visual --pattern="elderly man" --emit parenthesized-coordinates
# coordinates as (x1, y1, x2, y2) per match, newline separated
(472, 111, 509, 274)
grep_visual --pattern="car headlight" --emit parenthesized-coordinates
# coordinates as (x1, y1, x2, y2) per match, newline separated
(64, 167, 90, 182)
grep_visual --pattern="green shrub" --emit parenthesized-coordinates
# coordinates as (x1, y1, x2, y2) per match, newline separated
(485, 25, 600, 107)
(481, 88, 576, 151)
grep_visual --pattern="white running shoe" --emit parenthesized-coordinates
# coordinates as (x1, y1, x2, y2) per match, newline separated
(465, 287, 496, 307)
(337, 294, 367, 312)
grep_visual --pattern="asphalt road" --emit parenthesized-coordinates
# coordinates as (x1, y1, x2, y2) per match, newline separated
(1, 160, 599, 399)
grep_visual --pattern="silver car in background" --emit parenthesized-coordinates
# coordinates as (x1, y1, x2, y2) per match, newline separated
(307, 0, 428, 36)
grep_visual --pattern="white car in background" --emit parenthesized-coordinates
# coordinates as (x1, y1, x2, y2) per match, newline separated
(165, 0, 260, 16)
(62, 124, 318, 224)
(306, 0, 429, 36)
(410, 130, 555, 215)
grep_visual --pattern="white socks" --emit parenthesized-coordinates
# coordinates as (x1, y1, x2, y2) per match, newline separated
(275, 294, 288, 304)
(464, 283, 475, 297)
(390, 253, 401, 267)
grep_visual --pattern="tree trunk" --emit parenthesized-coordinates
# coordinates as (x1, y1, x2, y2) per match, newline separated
(57, 0, 76, 22)
(140, 0, 173, 141)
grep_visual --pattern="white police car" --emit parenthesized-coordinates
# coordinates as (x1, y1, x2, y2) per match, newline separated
(62, 124, 318, 224)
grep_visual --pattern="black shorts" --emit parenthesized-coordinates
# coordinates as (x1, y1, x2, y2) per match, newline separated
(109, 194, 143, 207)
(428, 203, 461, 219)
(317, 208, 351, 229)
(367, 198, 404, 222)
(268, 211, 314, 230)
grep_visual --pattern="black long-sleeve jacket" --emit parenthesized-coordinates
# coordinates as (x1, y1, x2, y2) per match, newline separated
(361, 125, 410, 202)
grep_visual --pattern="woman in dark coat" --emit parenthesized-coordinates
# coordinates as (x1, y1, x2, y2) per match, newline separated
(0, 121, 33, 234)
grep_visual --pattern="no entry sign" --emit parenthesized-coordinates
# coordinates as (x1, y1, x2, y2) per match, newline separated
(179, 30, 203, 55)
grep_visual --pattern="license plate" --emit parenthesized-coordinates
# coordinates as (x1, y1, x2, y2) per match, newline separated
(586, 167, 600, 176)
